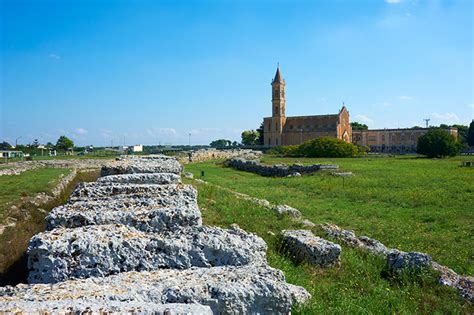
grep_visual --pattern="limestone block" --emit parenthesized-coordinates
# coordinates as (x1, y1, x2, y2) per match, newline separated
(97, 173, 181, 185)
(27, 224, 267, 284)
(387, 250, 432, 272)
(101, 156, 182, 176)
(2, 265, 310, 314)
(68, 183, 197, 203)
(274, 205, 302, 218)
(45, 201, 202, 232)
(282, 230, 341, 267)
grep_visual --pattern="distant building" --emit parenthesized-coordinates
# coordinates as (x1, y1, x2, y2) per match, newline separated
(1, 150, 24, 159)
(131, 145, 143, 153)
(352, 127, 458, 154)
(263, 67, 352, 147)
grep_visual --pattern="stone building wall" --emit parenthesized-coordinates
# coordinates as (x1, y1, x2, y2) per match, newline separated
(352, 128, 458, 154)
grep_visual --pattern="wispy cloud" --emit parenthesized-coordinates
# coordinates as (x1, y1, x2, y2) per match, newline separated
(74, 128, 88, 135)
(355, 114, 374, 123)
(399, 95, 413, 101)
(468, 103, 474, 109)
(385, 0, 402, 3)
(431, 112, 460, 123)
(48, 53, 61, 60)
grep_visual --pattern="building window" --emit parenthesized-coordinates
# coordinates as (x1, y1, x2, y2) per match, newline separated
(276, 139, 278, 146)
(268, 138, 271, 146)
(275, 107, 278, 115)
(290, 125, 293, 129)
(410, 134, 415, 140)
(382, 135, 385, 141)
(275, 122, 278, 131)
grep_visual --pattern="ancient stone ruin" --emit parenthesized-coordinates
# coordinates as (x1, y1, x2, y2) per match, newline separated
(0, 155, 310, 313)
(228, 157, 338, 177)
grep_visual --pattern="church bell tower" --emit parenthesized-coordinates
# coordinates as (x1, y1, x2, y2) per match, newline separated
(272, 66, 286, 117)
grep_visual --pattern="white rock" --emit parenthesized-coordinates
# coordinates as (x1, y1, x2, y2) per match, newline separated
(68, 183, 197, 203)
(2, 265, 310, 314)
(101, 156, 182, 175)
(45, 201, 202, 232)
(274, 205, 302, 218)
(27, 224, 268, 284)
(282, 230, 341, 267)
(97, 173, 181, 185)
(0, 301, 212, 314)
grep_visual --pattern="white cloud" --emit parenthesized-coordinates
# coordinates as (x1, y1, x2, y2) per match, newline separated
(431, 112, 460, 123)
(74, 128, 88, 135)
(468, 103, 474, 109)
(399, 95, 413, 101)
(100, 129, 113, 139)
(146, 127, 177, 138)
(48, 54, 61, 60)
(354, 114, 374, 123)
(385, 0, 402, 3)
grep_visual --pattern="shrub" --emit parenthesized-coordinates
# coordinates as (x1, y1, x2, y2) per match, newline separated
(267, 145, 299, 156)
(417, 129, 460, 158)
(298, 137, 359, 157)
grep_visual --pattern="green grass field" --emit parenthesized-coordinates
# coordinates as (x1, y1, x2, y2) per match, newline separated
(183, 155, 474, 313)
(0, 168, 71, 215)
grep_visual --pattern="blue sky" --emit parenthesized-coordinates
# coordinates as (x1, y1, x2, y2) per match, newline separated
(1, 0, 472, 146)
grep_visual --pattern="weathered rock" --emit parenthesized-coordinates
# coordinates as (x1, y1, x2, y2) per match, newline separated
(3, 265, 310, 314)
(282, 230, 341, 267)
(45, 201, 202, 232)
(183, 172, 194, 179)
(274, 205, 302, 218)
(28, 224, 267, 283)
(0, 301, 212, 314)
(228, 157, 338, 177)
(320, 223, 391, 255)
(97, 173, 181, 185)
(302, 219, 316, 228)
(387, 250, 432, 272)
(68, 183, 197, 203)
(432, 262, 474, 304)
(101, 155, 182, 176)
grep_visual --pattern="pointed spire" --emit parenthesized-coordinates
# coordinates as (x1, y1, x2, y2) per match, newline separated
(273, 65, 284, 83)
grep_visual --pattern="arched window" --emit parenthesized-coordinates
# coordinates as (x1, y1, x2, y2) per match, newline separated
(276, 138, 278, 146)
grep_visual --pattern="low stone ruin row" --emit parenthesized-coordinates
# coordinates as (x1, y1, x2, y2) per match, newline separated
(228, 157, 339, 177)
(0, 155, 310, 313)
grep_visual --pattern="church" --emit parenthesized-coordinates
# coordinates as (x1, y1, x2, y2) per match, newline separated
(263, 67, 352, 147)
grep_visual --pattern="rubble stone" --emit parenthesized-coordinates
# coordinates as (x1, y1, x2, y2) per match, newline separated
(274, 205, 302, 218)
(27, 224, 267, 283)
(281, 230, 341, 267)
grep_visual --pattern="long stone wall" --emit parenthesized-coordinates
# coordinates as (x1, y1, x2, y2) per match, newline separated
(0, 155, 310, 313)
(228, 157, 339, 177)
(179, 148, 262, 164)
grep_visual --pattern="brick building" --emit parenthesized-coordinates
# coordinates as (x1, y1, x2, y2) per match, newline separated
(263, 67, 352, 147)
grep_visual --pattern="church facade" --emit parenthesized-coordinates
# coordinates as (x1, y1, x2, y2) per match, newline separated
(263, 67, 352, 147)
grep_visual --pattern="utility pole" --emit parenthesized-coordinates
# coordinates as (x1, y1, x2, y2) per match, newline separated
(15, 136, 22, 148)
(188, 133, 191, 147)
(423, 119, 430, 128)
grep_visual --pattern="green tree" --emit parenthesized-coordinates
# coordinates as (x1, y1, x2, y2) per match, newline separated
(450, 124, 468, 145)
(56, 136, 74, 151)
(241, 130, 259, 146)
(468, 120, 474, 146)
(0, 141, 12, 150)
(350, 122, 368, 130)
(210, 139, 231, 148)
(256, 122, 264, 145)
(416, 129, 459, 158)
